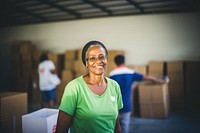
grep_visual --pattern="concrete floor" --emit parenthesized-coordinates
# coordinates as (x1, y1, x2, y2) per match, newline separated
(29, 103, 200, 133)
(129, 109, 200, 133)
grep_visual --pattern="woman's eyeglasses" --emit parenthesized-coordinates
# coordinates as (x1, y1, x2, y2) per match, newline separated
(86, 55, 108, 62)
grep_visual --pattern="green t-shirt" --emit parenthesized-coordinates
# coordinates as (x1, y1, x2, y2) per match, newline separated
(59, 76, 123, 133)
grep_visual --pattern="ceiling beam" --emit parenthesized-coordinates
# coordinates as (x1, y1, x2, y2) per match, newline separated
(127, 0, 144, 13)
(39, 0, 81, 18)
(83, 0, 112, 15)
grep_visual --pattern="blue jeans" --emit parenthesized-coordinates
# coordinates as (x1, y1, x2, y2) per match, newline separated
(41, 88, 56, 102)
(119, 112, 131, 133)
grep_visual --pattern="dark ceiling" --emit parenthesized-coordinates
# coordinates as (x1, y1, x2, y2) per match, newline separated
(0, 0, 199, 27)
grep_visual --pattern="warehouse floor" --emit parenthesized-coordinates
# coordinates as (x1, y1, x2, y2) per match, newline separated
(29, 103, 200, 133)
(129, 109, 200, 133)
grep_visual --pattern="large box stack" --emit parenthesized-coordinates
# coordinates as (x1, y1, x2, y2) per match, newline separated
(48, 53, 64, 77)
(127, 65, 147, 117)
(138, 82, 169, 118)
(148, 61, 165, 79)
(73, 48, 86, 77)
(22, 108, 58, 133)
(185, 61, 200, 111)
(128, 65, 147, 75)
(106, 50, 125, 77)
(167, 61, 185, 109)
(10, 43, 21, 78)
(31, 50, 48, 103)
(31, 69, 41, 103)
(64, 49, 77, 70)
(10, 40, 33, 94)
(56, 70, 73, 104)
(57, 49, 78, 104)
(0, 92, 27, 133)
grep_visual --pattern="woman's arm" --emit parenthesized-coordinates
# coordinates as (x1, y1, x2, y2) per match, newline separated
(56, 110, 73, 133)
(114, 115, 121, 133)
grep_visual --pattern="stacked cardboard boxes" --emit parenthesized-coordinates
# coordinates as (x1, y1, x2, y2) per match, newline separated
(73, 48, 86, 77)
(31, 50, 48, 103)
(185, 61, 200, 110)
(64, 49, 76, 70)
(106, 50, 125, 77)
(31, 69, 41, 103)
(56, 49, 78, 104)
(138, 82, 169, 118)
(148, 61, 165, 79)
(127, 65, 147, 117)
(0, 92, 27, 133)
(167, 61, 185, 109)
(10, 41, 34, 103)
(48, 53, 64, 77)
(56, 70, 73, 104)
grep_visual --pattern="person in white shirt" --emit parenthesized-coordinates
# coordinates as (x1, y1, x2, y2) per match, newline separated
(38, 53, 56, 108)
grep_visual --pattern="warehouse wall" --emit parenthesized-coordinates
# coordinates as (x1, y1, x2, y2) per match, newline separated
(0, 12, 200, 90)
(1, 12, 200, 65)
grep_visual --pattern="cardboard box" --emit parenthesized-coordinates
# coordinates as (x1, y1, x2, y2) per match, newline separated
(74, 60, 86, 72)
(12, 40, 33, 55)
(167, 61, 184, 74)
(22, 108, 58, 133)
(185, 61, 200, 110)
(48, 53, 64, 76)
(167, 61, 185, 109)
(0, 92, 27, 133)
(127, 65, 147, 75)
(138, 82, 169, 118)
(61, 70, 74, 83)
(65, 49, 77, 60)
(148, 61, 165, 78)
(64, 59, 75, 70)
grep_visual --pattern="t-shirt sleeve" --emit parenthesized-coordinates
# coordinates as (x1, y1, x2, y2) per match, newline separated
(49, 60, 56, 70)
(59, 81, 78, 115)
(133, 72, 144, 81)
(115, 81, 123, 110)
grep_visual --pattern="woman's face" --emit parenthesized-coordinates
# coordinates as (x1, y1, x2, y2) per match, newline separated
(86, 45, 107, 76)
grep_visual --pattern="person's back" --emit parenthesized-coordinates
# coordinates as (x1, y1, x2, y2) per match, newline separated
(38, 60, 55, 90)
(109, 55, 167, 133)
(109, 55, 144, 133)
(38, 53, 57, 108)
(109, 66, 143, 113)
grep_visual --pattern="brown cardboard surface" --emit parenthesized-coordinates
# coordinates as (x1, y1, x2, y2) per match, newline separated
(0, 92, 27, 133)
(148, 61, 164, 73)
(167, 61, 184, 74)
(138, 83, 169, 118)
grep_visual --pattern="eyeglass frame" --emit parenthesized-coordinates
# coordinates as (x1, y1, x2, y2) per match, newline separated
(85, 55, 108, 62)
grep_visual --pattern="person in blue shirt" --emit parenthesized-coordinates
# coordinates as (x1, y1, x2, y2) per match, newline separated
(109, 55, 167, 133)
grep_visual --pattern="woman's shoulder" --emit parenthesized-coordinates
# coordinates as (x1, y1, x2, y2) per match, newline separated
(66, 76, 85, 88)
(68, 76, 82, 84)
(106, 77, 121, 95)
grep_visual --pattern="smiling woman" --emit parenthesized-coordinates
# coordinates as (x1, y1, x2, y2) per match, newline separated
(85, 54, 108, 62)
(85, 45, 108, 77)
(56, 40, 123, 133)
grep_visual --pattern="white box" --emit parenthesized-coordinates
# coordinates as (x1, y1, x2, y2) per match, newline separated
(22, 108, 58, 133)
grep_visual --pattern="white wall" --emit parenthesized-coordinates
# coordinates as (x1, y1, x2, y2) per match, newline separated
(1, 12, 200, 65)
